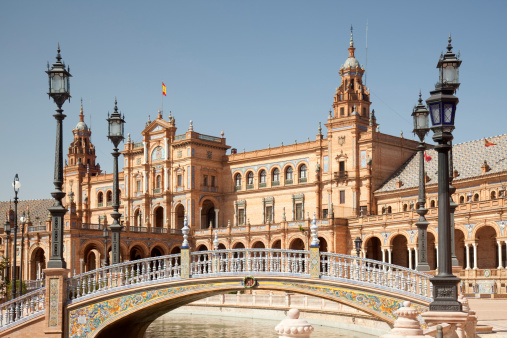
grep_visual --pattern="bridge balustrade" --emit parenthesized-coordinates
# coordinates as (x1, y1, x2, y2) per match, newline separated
(320, 252, 432, 298)
(0, 288, 45, 330)
(190, 249, 310, 276)
(66, 254, 182, 302)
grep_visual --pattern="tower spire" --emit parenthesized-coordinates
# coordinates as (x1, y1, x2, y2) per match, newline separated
(348, 25, 355, 58)
(79, 98, 84, 122)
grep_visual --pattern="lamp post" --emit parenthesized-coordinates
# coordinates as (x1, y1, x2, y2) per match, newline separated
(412, 92, 431, 271)
(354, 237, 362, 257)
(11, 174, 20, 299)
(449, 142, 459, 267)
(46, 45, 71, 269)
(4, 214, 10, 282)
(107, 99, 125, 265)
(426, 35, 462, 312)
(18, 214, 26, 297)
(103, 225, 109, 266)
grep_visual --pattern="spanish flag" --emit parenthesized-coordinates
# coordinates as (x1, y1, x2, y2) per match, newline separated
(162, 82, 167, 96)
(424, 152, 432, 162)
(485, 139, 496, 147)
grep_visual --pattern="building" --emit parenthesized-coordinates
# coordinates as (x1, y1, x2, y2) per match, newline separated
(2, 32, 506, 295)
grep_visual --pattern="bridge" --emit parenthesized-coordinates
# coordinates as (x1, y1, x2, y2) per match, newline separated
(0, 247, 432, 338)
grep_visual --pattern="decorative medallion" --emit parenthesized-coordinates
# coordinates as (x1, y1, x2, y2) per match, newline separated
(242, 276, 257, 288)
(136, 157, 141, 165)
(151, 146, 165, 162)
(484, 269, 491, 278)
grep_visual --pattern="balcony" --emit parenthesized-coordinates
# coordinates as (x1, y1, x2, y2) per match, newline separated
(247, 184, 254, 190)
(259, 183, 266, 188)
(299, 178, 307, 183)
(81, 223, 103, 230)
(28, 225, 47, 233)
(285, 179, 293, 185)
(334, 171, 348, 181)
(272, 181, 280, 187)
(131, 226, 148, 233)
(98, 203, 104, 208)
(151, 227, 167, 234)
(235, 186, 242, 191)
(153, 188, 162, 194)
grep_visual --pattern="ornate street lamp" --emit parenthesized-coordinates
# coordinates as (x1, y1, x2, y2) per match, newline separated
(18, 214, 26, 297)
(11, 174, 20, 299)
(103, 225, 109, 266)
(46, 45, 72, 269)
(426, 35, 462, 312)
(107, 99, 125, 265)
(412, 92, 431, 271)
(354, 236, 362, 257)
(4, 214, 11, 282)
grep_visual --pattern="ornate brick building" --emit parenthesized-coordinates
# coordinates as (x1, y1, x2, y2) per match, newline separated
(2, 33, 506, 294)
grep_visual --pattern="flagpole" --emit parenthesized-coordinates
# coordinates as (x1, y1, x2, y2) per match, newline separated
(161, 82, 164, 113)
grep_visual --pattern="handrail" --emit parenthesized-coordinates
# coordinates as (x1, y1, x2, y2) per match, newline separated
(0, 287, 45, 329)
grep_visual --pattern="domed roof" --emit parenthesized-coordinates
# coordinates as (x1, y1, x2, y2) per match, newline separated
(75, 121, 89, 132)
(343, 57, 360, 69)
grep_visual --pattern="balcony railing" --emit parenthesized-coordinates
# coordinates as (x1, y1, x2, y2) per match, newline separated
(334, 171, 348, 180)
(82, 223, 103, 230)
(247, 184, 254, 190)
(151, 227, 167, 234)
(272, 181, 280, 186)
(153, 188, 161, 194)
(285, 179, 293, 185)
(28, 225, 47, 233)
(299, 178, 307, 183)
(259, 183, 266, 188)
(98, 203, 104, 207)
(131, 226, 148, 233)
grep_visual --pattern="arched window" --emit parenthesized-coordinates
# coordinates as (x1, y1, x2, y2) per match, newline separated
(98, 192, 104, 207)
(459, 196, 465, 204)
(247, 171, 254, 185)
(272, 168, 280, 183)
(430, 200, 436, 208)
(285, 167, 293, 181)
(474, 193, 479, 202)
(156, 175, 162, 189)
(299, 164, 307, 181)
(259, 170, 267, 185)
(234, 173, 242, 187)
(106, 191, 113, 203)
(403, 204, 408, 212)
(387, 206, 392, 214)
(491, 191, 496, 199)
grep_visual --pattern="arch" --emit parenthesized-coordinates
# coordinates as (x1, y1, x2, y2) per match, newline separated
(271, 239, 282, 249)
(175, 204, 185, 230)
(430, 200, 436, 208)
(217, 243, 226, 250)
(471, 222, 501, 239)
(298, 163, 307, 181)
(491, 191, 496, 199)
(285, 166, 294, 181)
(154, 206, 164, 228)
(97, 191, 104, 206)
(387, 206, 392, 214)
(402, 204, 408, 212)
(129, 245, 147, 261)
(232, 242, 246, 249)
(150, 246, 164, 257)
(234, 173, 242, 187)
(106, 190, 113, 204)
(459, 195, 465, 204)
(201, 199, 216, 229)
(271, 167, 280, 183)
(29, 247, 46, 280)
(318, 237, 328, 252)
(259, 169, 267, 185)
(197, 244, 209, 251)
(473, 193, 479, 202)
(246, 171, 254, 185)
(427, 232, 437, 270)
(365, 236, 382, 261)
(85, 250, 99, 272)
(475, 225, 497, 269)
(289, 237, 305, 250)
(251, 241, 266, 249)
(454, 228, 466, 268)
(170, 246, 181, 255)
(133, 208, 143, 227)
(391, 235, 408, 268)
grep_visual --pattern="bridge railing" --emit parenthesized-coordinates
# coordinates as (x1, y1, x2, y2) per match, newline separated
(320, 252, 432, 299)
(0, 287, 45, 329)
(67, 254, 182, 302)
(190, 249, 310, 276)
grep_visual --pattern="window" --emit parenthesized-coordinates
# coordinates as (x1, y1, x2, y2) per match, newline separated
(259, 170, 267, 184)
(322, 209, 328, 219)
(177, 174, 183, 187)
(247, 172, 254, 185)
(156, 175, 161, 189)
(491, 191, 496, 199)
(295, 203, 303, 220)
(203, 175, 208, 187)
(136, 180, 141, 192)
(339, 161, 345, 172)
(340, 107, 344, 116)
(403, 204, 408, 212)
(339, 190, 345, 204)
(235, 173, 242, 187)
(211, 176, 216, 187)
(98, 192, 104, 207)
(430, 200, 436, 208)
(387, 206, 392, 214)
(238, 209, 245, 225)
(106, 191, 113, 203)
(285, 167, 293, 180)
(299, 164, 307, 182)
(360, 206, 367, 216)
(265, 206, 273, 223)
(272, 168, 280, 182)
(459, 196, 465, 204)
(473, 194, 479, 202)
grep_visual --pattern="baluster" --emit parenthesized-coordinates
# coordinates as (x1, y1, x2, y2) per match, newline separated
(166, 259, 172, 278)
(76, 278, 81, 298)
(298, 253, 302, 273)
(338, 258, 342, 278)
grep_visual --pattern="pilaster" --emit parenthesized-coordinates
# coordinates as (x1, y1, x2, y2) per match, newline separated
(44, 268, 69, 337)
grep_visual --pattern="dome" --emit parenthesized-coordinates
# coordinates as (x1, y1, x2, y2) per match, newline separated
(343, 57, 360, 69)
(75, 121, 89, 132)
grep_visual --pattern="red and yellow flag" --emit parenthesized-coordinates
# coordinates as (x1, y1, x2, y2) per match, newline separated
(162, 82, 167, 96)
(485, 139, 496, 147)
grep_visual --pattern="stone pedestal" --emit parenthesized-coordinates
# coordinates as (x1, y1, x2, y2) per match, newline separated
(421, 311, 470, 338)
(381, 301, 431, 337)
(275, 308, 314, 338)
(44, 268, 70, 337)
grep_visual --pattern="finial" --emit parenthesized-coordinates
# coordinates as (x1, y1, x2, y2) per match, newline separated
(221, 130, 224, 138)
(114, 97, 119, 113)
(282, 207, 286, 221)
(158, 109, 162, 119)
(213, 231, 219, 250)
(182, 213, 190, 247)
(168, 110, 172, 120)
(328, 110, 332, 119)
(127, 133, 131, 143)
(310, 212, 319, 247)
(79, 98, 84, 122)
(350, 25, 354, 47)
(418, 90, 423, 104)
(447, 33, 453, 52)
(295, 140, 297, 144)
(147, 115, 151, 124)
(188, 120, 193, 131)
(318, 122, 322, 135)
(281, 141, 284, 146)
(56, 43, 62, 61)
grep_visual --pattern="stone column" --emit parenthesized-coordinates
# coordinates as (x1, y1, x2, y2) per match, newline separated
(382, 249, 386, 263)
(473, 243, 478, 269)
(465, 243, 470, 270)
(274, 309, 314, 338)
(415, 249, 419, 269)
(436, 246, 439, 268)
(408, 247, 412, 270)
(215, 209, 219, 228)
(388, 248, 392, 264)
(44, 268, 70, 337)
(498, 241, 503, 269)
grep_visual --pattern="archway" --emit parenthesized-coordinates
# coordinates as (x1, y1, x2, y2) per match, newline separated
(130, 246, 144, 261)
(134, 209, 143, 227)
(86, 251, 98, 272)
(427, 232, 437, 270)
(201, 200, 216, 229)
(197, 244, 209, 251)
(391, 235, 408, 268)
(217, 243, 226, 250)
(365, 237, 382, 261)
(233, 242, 245, 249)
(455, 229, 466, 268)
(252, 241, 265, 249)
(272, 240, 281, 249)
(318, 237, 328, 252)
(170, 246, 181, 255)
(289, 238, 305, 250)
(175, 205, 185, 230)
(30, 247, 46, 280)
(476, 226, 497, 269)
(151, 247, 164, 257)
(154, 207, 164, 229)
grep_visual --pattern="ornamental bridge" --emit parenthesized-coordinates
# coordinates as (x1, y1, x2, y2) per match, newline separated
(0, 248, 432, 338)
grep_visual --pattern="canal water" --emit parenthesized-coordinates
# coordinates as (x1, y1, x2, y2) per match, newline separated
(145, 312, 378, 338)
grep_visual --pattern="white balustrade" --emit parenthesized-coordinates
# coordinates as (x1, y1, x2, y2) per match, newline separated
(0, 288, 45, 329)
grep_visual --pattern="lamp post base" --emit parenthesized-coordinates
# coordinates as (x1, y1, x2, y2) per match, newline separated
(429, 275, 462, 312)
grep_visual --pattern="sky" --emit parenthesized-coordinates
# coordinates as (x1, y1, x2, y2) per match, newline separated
(0, 0, 506, 201)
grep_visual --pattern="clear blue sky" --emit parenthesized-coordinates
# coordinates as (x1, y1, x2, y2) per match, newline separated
(1, 1, 505, 201)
